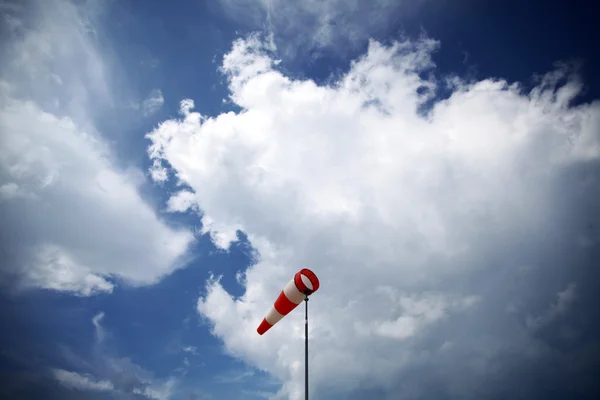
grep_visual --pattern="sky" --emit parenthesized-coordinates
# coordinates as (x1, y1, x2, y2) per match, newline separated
(0, 0, 598, 399)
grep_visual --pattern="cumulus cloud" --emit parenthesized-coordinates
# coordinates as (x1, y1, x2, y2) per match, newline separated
(143, 89, 165, 117)
(167, 190, 198, 213)
(147, 34, 600, 399)
(149, 159, 169, 183)
(0, 0, 194, 295)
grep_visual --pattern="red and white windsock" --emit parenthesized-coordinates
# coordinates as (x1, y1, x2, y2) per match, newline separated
(257, 268, 320, 335)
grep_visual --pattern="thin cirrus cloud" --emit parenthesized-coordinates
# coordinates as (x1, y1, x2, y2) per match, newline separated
(49, 312, 179, 400)
(147, 34, 600, 398)
(0, 0, 195, 295)
(217, 0, 432, 57)
(143, 89, 165, 117)
(52, 369, 114, 392)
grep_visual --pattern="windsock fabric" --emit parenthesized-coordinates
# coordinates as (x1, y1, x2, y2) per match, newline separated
(257, 268, 320, 335)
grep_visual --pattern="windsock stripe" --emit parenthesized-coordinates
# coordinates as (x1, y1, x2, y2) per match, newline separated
(265, 306, 284, 325)
(283, 279, 306, 305)
(257, 318, 272, 335)
(274, 290, 299, 315)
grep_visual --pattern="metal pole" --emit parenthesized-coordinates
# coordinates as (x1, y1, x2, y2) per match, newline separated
(305, 297, 309, 400)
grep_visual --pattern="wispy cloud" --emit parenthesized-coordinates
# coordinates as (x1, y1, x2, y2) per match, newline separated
(217, 0, 432, 58)
(143, 88, 165, 117)
(182, 346, 198, 355)
(47, 311, 181, 400)
(213, 368, 255, 384)
(52, 368, 114, 392)
(92, 312, 106, 344)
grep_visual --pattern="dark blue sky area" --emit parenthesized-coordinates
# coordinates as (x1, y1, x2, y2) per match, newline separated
(300, 0, 598, 102)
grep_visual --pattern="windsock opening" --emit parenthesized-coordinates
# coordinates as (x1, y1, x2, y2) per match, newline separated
(294, 268, 320, 295)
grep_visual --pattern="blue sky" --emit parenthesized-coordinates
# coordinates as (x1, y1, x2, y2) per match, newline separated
(1, 0, 599, 399)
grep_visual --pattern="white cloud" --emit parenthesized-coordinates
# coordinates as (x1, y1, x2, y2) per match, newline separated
(0, 0, 195, 295)
(167, 190, 197, 213)
(0, 88, 194, 294)
(179, 99, 195, 116)
(143, 89, 165, 117)
(147, 34, 600, 399)
(149, 159, 170, 183)
(52, 368, 114, 391)
(25, 244, 114, 295)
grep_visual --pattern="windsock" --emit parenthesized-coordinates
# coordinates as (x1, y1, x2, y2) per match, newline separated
(257, 268, 320, 335)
